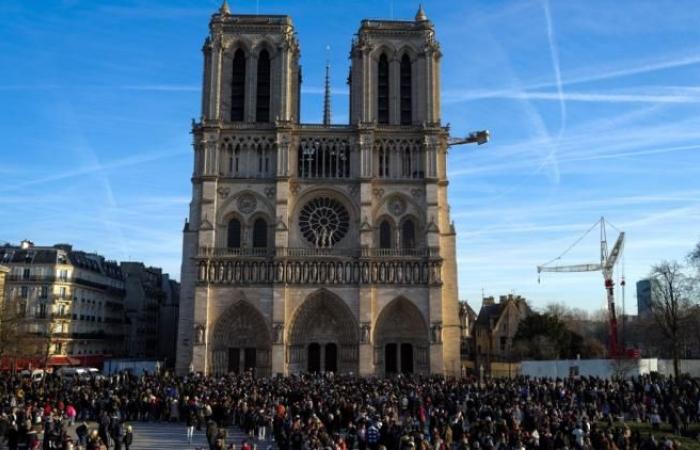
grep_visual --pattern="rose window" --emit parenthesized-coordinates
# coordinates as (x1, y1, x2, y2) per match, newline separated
(299, 197, 350, 248)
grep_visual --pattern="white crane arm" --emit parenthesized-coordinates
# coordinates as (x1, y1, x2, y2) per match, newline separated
(604, 232, 625, 270)
(537, 263, 603, 273)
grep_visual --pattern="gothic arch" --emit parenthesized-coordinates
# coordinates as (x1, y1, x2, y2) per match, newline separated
(396, 44, 419, 62)
(217, 190, 275, 223)
(209, 300, 272, 376)
(373, 296, 430, 374)
(248, 212, 273, 250)
(398, 214, 421, 248)
(370, 44, 397, 61)
(287, 289, 359, 373)
(225, 38, 253, 58)
(375, 214, 396, 249)
(252, 39, 279, 59)
(372, 192, 424, 227)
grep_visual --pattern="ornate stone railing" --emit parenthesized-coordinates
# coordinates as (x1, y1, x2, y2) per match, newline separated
(196, 258, 442, 286)
(198, 247, 274, 258)
(197, 246, 439, 259)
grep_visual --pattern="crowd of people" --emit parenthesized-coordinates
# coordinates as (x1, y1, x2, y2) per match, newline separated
(0, 370, 698, 450)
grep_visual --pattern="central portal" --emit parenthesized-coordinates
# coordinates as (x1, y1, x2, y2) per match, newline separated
(288, 290, 359, 374)
(306, 343, 338, 372)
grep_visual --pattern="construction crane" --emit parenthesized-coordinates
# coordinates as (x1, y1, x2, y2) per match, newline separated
(448, 130, 490, 147)
(537, 217, 625, 357)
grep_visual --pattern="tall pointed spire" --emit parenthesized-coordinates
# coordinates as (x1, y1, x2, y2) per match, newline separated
(323, 45, 332, 126)
(219, 0, 231, 15)
(415, 4, 428, 21)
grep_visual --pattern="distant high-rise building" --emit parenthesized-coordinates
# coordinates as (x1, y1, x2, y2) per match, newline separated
(636, 278, 656, 316)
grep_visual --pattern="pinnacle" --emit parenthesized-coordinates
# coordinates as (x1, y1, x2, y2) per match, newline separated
(219, 0, 231, 15)
(415, 4, 428, 21)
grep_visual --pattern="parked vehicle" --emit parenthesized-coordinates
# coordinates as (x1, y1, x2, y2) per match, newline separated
(19, 369, 45, 383)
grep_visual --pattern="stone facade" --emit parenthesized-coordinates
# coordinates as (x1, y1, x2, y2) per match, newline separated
(176, 5, 462, 376)
(474, 295, 531, 370)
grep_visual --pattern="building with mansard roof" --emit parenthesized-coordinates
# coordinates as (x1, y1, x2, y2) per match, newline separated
(176, 3, 463, 376)
(0, 240, 127, 367)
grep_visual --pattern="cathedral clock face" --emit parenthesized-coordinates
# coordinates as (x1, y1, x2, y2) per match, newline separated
(299, 197, 350, 248)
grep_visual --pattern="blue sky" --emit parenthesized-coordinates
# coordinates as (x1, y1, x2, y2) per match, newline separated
(1, 0, 699, 313)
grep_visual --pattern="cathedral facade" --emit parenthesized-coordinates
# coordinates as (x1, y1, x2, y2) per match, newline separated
(175, 3, 462, 377)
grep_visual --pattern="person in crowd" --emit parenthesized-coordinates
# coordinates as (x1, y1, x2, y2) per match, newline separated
(123, 425, 133, 450)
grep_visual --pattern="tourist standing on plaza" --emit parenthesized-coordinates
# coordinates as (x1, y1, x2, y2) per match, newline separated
(186, 404, 197, 444)
(123, 425, 133, 450)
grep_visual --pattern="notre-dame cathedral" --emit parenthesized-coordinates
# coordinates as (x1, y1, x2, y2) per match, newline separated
(176, 2, 462, 376)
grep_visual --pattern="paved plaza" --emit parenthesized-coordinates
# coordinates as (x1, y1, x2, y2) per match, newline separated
(60, 422, 275, 450)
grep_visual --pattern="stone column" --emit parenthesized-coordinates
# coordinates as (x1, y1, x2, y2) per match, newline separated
(209, 34, 223, 121)
(358, 132, 375, 375)
(201, 38, 213, 120)
(278, 44, 290, 121)
(389, 55, 400, 125)
(246, 53, 258, 123)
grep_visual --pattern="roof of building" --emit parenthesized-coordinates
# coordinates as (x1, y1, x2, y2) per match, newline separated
(475, 295, 532, 329)
(459, 301, 477, 319)
(0, 243, 123, 280)
(475, 303, 504, 327)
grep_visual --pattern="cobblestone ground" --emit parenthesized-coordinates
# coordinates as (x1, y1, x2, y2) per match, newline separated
(60, 422, 276, 450)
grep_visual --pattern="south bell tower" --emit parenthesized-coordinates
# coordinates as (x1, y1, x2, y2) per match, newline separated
(176, 3, 461, 377)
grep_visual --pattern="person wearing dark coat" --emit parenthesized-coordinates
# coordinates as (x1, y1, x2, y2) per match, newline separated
(123, 425, 133, 450)
(75, 422, 89, 448)
(98, 412, 111, 448)
(206, 419, 219, 450)
(110, 418, 124, 450)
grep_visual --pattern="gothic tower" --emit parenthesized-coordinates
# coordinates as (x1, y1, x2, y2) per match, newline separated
(176, 3, 461, 377)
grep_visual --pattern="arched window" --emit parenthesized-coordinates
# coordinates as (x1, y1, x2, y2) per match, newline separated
(402, 145, 412, 178)
(377, 54, 390, 124)
(379, 220, 392, 249)
(402, 219, 416, 249)
(231, 49, 246, 122)
(256, 49, 271, 122)
(378, 145, 390, 178)
(400, 54, 412, 125)
(227, 218, 241, 248)
(234, 144, 241, 175)
(252, 218, 268, 248)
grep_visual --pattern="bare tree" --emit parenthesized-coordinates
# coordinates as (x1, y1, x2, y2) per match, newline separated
(689, 242, 700, 269)
(649, 261, 695, 377)
(0, 294, 49, 371)
(0, 295, 25, 365)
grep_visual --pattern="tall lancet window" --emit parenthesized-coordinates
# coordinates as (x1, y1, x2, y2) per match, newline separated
(256, 49, 271, 122)
(379, 220, 392, 249)
(377, 54, 390, 124)
(252, 218, 268, 248)
(227, 218, 241, 248)
(231, 49, 246, 122)
(400, 54, 412, 125)
(401, 219, 416, 248)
